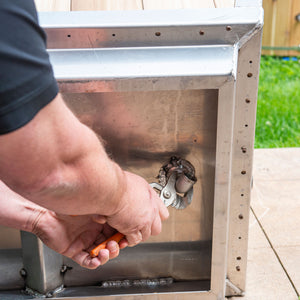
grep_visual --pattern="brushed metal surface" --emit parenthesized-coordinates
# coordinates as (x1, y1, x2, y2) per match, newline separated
(63, 89, 218, 243)
(21, 232, 63, 294)
(63, 241, 211, 286)
(0, 249, 24, 290)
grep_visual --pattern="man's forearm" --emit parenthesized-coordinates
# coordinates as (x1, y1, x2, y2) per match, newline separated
(0, 181, 45, 232)
(0, 94, 125, 216)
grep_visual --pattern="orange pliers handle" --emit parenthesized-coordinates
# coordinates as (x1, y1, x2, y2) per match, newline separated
(90, 232, 125, 258)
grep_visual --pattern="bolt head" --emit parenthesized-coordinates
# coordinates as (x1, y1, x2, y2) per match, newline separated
(20, 268, 27, 277)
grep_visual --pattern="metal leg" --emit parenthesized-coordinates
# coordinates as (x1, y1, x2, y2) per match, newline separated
(21, 231, 63, 296)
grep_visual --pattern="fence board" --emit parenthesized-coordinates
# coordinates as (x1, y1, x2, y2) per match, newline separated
(274, 0, 293, 54)
(262, 0, 300, 56)
(34, 0, 70, 11)
(71, 0, 143, 11)
(214, 0, 235, 8)
(261, 0, 275, 55)
(289, 0, 300, 56)
(142, 0, 216, 9)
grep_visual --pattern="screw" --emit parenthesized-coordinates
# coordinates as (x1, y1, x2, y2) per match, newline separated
(163, 190, 171, 199)
(60, 265, 72, 274)
(46, 291, 53, 298)
(20, 268, 27, 278)
(226, 25, 232, 31)
(60, 265, 67, 274)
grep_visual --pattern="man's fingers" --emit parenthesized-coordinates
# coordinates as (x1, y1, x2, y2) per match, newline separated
(150, 188, 169, 221)
(155, 195, 169, 221)
(98, 248, 110, 265)
(126, 231, 143, 247)
(72, 251, 101, 269)
(106, 240, 120, 259)
(151, 213, 162, 236)
(119, 238, 128, 249)
(141, 225, 151, 242)
(93, 215, 107, 224)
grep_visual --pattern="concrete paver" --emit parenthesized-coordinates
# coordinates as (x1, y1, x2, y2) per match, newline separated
(252, 148, 300, 296)
(230, 211, 298, 300)
(276, 246, 300, 293)
(230, 148, 300, 300)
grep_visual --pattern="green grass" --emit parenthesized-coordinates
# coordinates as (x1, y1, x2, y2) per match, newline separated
(255, 56, 300, 148)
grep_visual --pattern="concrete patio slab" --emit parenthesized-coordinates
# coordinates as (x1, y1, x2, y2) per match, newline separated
(230, 148, 300, 300)
(276, 246, 300, 294)
(230, 212, 298, 300)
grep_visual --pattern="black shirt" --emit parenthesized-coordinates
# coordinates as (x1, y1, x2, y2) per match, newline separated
(0, 0, 58, 135)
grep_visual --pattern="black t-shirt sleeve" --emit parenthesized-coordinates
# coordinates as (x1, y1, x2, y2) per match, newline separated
(0, 0, 58, 135)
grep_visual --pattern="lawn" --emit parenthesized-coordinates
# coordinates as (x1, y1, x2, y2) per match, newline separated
(255, 56, 300, 148)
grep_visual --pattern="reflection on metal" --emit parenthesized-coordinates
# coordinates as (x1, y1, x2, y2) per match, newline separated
(150, 156, 196, 209)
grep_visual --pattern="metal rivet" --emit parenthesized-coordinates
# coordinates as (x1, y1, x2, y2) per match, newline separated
(247, 73, 253, 77)
(60, 265, 67, 274)
(245, 98, 251, 103)
(239, 214, 244, 219)
(112, 33, 116, 37)
(20, 268, 27, 278)
(226, 25, 232, 31)
(241, 146, 247, 153)
(155, 32, 161, 36)
(238, 236, 242, 239)
(241, 193, 244, 197)
(163, 190, 171, 199)
(237, 256, 241, 260)
(241, 170, 246, 175)
(67, 34, 71, 38)
(236, 266, 241, 271)
(199, 30, 205, 35)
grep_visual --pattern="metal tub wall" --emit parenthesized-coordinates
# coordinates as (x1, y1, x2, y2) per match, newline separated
(0, 1, 264, 297)
(61, 89, 218, 286)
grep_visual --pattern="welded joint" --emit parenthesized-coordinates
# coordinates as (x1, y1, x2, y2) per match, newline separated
(225, 279, 245, 297)
(24, 284, 64, 298)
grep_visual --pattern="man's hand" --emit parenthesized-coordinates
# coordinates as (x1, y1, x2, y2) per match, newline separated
(95, 172, 169, 247)
(32, 212, 127, 269)
(0, 181, 125, 269)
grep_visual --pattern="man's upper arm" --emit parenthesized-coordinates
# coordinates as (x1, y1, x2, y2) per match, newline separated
(0, 1, 58, 134)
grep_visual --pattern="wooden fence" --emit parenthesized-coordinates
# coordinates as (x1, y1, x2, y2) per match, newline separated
(262, 0, 300, 56)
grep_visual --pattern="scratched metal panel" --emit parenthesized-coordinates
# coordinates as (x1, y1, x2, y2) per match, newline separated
(63, 89, 217, 244)
(61, 89, 217, 285)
